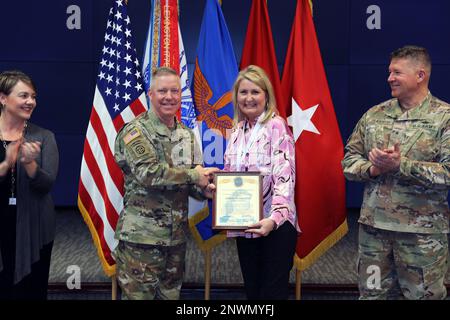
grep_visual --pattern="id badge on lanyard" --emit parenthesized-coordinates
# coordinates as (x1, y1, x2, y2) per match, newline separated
(236, 121, 262, 170)
(9, 166, 16, 206)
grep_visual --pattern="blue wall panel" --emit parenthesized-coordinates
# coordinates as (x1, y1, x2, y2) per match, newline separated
(0, 0, 94, 62)
(53, 134, 85, 206)
(314, 0, 350, 65)
(350, 1, 450, 65)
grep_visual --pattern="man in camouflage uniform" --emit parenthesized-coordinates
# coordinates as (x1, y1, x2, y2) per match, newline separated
(113, 67, 218, 300)
(342, 46, 450, 299)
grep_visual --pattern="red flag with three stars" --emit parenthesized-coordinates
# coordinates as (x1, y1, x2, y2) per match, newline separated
(280, 0, 347, 271)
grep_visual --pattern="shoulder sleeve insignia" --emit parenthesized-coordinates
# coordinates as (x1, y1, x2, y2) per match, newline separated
(127, 139, 151, 159)
(123, 128, 141, 145)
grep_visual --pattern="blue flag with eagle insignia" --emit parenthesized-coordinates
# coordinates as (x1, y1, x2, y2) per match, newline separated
(189, 0, 238, 250)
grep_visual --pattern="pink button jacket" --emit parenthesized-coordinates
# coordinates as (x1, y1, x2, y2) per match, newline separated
(223, 113, 300, 232)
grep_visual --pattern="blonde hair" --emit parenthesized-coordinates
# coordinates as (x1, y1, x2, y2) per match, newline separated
(231, 65, 278, 125)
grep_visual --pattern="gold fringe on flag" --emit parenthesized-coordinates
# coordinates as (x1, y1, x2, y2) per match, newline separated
(294, 219, 349, 271)
(78, 196, 116, 276)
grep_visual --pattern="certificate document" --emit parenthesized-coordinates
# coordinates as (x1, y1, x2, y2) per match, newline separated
(212, 172, 263, 230)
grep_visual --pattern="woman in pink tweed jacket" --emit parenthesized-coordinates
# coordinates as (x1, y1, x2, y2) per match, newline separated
(223, 65, 300, 300)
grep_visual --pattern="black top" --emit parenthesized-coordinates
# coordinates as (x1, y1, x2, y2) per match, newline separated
(0, 141, 17, 277)
(0, 141, 16, 209)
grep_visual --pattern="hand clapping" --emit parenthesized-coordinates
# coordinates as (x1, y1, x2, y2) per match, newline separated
(368, 143, 401, 176)
(20, 141, 41, 164)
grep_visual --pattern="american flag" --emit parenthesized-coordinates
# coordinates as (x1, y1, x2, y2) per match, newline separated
(78, 0, 147, 276)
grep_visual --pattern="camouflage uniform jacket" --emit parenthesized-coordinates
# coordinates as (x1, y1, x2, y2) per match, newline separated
(342, 93, 450, 234)
(114, 110, 205, 246)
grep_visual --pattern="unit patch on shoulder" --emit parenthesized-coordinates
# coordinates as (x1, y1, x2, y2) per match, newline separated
(123, 128, 141, 145)
(127, 139, 151, 159)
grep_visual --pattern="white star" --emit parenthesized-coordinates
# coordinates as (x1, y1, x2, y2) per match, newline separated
(123, 93, 131, 102)
(105, 87, 112, 96)
(123, 80, 131, 89)
(123, 67, 132, 76)
(125, 29, 131, 37)
(135, 83, 143, 91)
(124, 54, 132, 63)
(287, 98, 320, 142)
(114, 11, 122, 20)
(113, 103, 120, 111)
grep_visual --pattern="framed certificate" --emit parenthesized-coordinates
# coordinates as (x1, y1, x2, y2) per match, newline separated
(212, 171, 263, 230)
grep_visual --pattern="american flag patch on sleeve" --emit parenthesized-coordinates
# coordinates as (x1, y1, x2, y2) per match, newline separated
(123, 128, 141, 145)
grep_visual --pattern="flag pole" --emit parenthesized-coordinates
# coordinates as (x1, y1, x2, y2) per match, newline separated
(204, 248, 212, 300)
(114, 0, 124, 301)
(201, 0, 220, 302)
(112, 275, 117, 300)
(295, 269, 301, 300)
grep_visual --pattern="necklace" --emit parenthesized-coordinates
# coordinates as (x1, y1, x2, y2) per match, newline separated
(0, 121, 27, 206)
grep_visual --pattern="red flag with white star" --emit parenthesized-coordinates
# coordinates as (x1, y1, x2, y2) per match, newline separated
(280, 0, 347, 271)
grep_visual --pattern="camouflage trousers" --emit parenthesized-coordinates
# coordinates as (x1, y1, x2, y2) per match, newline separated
(357, 224, 448, 300)
(113, 241, 186, 300)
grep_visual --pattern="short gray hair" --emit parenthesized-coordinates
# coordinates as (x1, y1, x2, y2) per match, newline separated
(149, 67, 179, 89)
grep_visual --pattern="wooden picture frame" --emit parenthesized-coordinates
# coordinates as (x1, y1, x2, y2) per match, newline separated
(212, 171, 263, 230)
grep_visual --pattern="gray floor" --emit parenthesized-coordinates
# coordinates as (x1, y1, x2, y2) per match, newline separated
(49, 207, 449, 300)
(49, 208, 361, 285)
